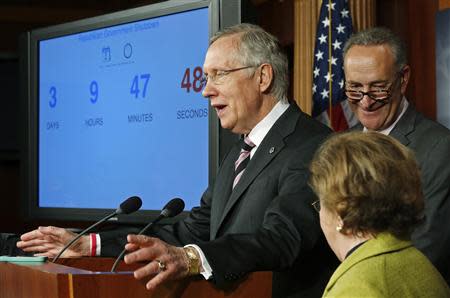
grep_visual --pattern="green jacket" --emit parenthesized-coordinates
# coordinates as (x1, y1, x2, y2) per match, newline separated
(323, 233, 450, 297)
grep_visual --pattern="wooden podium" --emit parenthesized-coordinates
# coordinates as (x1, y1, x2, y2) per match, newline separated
(0, 258, 272, 298)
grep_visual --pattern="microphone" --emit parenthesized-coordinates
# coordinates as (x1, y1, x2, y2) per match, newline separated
(110, 197, 185, 272)
(52, 196, 142, 263)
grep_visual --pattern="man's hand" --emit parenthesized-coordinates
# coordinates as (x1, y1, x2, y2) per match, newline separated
(124, 235, 190, 291)
(17, 226, 90, 258)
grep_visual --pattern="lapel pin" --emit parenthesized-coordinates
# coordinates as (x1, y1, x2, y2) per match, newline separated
(269, 147, 275, 154)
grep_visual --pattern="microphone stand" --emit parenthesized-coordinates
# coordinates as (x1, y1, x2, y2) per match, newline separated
(110, 214, 165, 272)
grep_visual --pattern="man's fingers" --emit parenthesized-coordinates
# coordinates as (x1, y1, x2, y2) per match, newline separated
(124, 243, 140, 252)
(125, 246, 158, 264)
(33, 247, 59, 258)
(33, 252, 49, 257)
(133, 260, 159, 280)
(17, 226, 82, 257)
(33, 250, 55, 257)
(127, 234, 157, 246)
(125, 238, 188, 291)
(125, 236, 166, 264)
(21, 242, 55, 253)
(18, 235, 64, 250)
(21, 245, 45, 252)
(17, 238, 48, 249)
(39, 226, 69, 238)
(145, 270, 170, 291)
(124, 238, 170, 264)
(20, 226, 70, 242)
(20, 229, 44, 241)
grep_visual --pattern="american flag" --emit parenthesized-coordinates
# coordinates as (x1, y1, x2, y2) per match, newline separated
(312, 0, 358, 131)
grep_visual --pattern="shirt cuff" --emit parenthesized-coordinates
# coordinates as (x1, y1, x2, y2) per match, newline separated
(184, 244, 212, 280)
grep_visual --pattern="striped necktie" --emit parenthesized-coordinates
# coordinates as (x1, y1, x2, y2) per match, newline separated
(233, 136, 255, 189)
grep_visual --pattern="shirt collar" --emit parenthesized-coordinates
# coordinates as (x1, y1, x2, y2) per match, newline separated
(248, 100, 290, 149)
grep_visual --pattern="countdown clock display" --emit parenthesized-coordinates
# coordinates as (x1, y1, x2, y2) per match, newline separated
(38, 7, 210, 211)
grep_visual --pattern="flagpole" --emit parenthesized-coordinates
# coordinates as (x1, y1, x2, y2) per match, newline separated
(327, 0, 333, 129)
(313, 0, 356, 131)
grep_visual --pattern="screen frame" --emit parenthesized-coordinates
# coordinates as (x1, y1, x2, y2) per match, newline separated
(21, 0, 222, 224)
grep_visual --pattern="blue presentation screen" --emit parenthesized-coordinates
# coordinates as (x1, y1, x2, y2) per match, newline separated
(38, 8, 209, 211)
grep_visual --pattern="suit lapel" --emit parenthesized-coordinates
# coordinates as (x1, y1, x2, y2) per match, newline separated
(213, 105, 300, 237)
(389, 104, 417, 146)
(209, 142, 240, 237)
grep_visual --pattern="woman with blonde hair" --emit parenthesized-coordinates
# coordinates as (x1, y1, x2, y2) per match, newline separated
(309, 131, 450, 297)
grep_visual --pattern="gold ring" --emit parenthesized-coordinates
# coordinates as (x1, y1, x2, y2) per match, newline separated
(156, 259, 166, 272)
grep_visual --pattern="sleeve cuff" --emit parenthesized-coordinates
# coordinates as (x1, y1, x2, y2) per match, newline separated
(184, 244, 213, 280)
(89, 233, 101, 256)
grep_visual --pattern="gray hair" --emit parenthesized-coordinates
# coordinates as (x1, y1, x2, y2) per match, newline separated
(343, 27, 408, 72)
(210, 23, 289, 103)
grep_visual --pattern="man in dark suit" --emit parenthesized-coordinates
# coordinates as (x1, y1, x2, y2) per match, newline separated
(343, 27, 450, 284)
(17, 24, 335, 297)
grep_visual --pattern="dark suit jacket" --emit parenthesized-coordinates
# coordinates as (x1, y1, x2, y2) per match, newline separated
(101, 103, 337, 297)
(351, 104, 450, 284)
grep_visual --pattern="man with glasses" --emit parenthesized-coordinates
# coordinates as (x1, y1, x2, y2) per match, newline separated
(17, 24, 335, 297)
(343, 27, 450, 284)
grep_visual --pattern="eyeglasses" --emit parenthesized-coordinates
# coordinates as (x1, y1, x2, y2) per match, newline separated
(200, 65, 256, 87)
(345, 72, 403, 105)
(311, 200, 321, 213)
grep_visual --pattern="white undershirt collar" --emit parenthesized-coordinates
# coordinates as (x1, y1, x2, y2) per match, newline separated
(247, 101, 290, 157)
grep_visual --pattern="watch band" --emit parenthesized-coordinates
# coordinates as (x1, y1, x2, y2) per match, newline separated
(183, 246, 201, 276)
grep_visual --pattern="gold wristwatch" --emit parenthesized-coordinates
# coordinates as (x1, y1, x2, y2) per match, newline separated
(183, 246, 201, 276)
